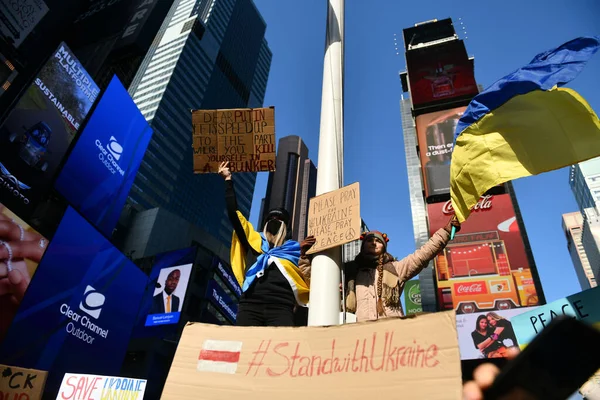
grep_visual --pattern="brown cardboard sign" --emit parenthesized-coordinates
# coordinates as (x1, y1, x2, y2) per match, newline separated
(162, 311, 462, 400)
(192, 107, 276, 174)
(306, 182, 360, 254)
(0, 364, 47, 400)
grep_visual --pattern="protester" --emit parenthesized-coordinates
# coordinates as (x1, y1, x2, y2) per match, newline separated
(219, 161, 316, 327)
(463, 347, 520, 400)
(343, 216, 460, 322)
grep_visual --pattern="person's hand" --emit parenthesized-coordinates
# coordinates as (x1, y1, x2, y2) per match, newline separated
(300, 235, 316, 257)
(218, 161, 232, 180)
(463, 347, 520, 400)
(445, 215, 461, 234)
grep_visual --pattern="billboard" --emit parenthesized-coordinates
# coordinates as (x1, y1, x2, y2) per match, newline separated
(455, 307, 536, 360)
(214, 257, 242, 298)
(206, 279, 237, 324)
(0, 207, 147, 395)
(55, 75, 153, 237)
(428, 194, 541, 314)
(0, 42, 99, 219)
(416, 106, 465, 198)
(145, 263, 192, 327)
(0, 201, 48, 342)
(404, 279, 422, 315)
(0, 0, 49, 48)
(406, 40, 478, 108)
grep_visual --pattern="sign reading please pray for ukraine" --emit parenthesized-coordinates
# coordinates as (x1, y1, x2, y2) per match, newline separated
(57, 373, 146, 400)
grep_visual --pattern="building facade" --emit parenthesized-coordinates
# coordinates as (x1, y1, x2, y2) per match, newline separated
(123, 0, 272, 247)
(399, 18, 545, 315)
(562, 212, 596, 290)
(259, 135, 317, 241)
(570, 157, 600, 282)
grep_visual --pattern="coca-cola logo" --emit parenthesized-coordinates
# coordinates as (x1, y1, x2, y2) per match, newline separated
(443, 195, 493, 215)
(454, 282, 488, 296)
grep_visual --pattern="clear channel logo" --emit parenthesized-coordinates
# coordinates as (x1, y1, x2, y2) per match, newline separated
(79, 285, 105, 319)
(60, 285, 110, 344)
(95, 136, 125, 176)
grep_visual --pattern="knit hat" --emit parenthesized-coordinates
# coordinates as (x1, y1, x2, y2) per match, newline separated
(360, 230, 389, 252)
(264, 207, 290, 227)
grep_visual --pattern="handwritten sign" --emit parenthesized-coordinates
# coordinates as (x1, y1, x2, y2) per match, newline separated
(56, 373, 147, 400)
(192, 107, 276, 174)
(512, 285, 600, 349)
(163, 311, 461, 399)
(0, 364, 47, 400)
(306, 182, 360, 254)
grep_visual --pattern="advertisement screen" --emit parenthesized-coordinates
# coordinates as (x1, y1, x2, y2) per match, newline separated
(456, 307, 537, 360)
(0, 42, 99, 219)
(207, 279, 238, 324)
(213, 257, 242, 298)
(0, 207, 147, 395)
(0, 201, 49, 342)
(406, 40, 478, 108)
(55, 75, 153, 237)
(416, 106, 466, 198)
(404, 280, 422, 315)
(145, 263, 192, 327)
(428, 194, 541, 314)
(0, 0, 49, 48)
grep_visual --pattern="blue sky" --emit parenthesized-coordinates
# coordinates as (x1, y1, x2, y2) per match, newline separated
(250, 0, 600, 305)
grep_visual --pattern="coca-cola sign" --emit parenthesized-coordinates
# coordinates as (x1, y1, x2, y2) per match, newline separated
(443, 195, 493, 215)
(454, 282, 488, 296)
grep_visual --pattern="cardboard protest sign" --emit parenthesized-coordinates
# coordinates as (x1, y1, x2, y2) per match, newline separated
(0, 364, 47, 400)
(57, 373, 147, 400)
(306, 182, 360, 254)
(511, 285, 600, 349)
(162, 311, 462, 400)
(192, 107, 276, 174)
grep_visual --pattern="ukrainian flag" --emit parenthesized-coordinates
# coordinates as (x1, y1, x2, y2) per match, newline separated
(450, 36, 600, 222)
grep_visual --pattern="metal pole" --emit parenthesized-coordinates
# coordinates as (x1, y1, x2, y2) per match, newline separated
(307, 0, 345, 327)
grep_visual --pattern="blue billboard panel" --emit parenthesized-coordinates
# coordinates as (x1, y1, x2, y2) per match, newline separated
(0, 42, 99, 220)
(145, 263, 192, 327)
(55, 75, 152, 236)
(213, 257, 241, 298)
(0, 207, 148, 395)
(207, 279, 237, 324)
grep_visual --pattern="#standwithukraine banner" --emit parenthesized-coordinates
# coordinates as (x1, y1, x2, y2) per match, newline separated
(450, 36, 600, 222)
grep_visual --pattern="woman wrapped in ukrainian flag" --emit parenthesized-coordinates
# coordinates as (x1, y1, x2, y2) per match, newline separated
(218, 161, 316, 326)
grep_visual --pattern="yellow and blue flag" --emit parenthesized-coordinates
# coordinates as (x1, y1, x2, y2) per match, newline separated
(450, 36, 600, 222)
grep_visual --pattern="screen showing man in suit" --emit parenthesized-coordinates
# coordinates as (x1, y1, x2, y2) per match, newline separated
(146, 263, 192, 326)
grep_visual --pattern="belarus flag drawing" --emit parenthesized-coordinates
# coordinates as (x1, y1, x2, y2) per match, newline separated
(197, 340, 243, 374)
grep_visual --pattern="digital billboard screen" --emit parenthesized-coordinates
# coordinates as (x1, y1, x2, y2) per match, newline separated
(0, 201, 49, 342)
(206, 279, 237, 324)
(406, 40, 478, 109)
(0, 207, 147, 395)
(428, 194, 541, 314)
(0, 42, 99, 220)
(55, 75, 152, 237)
(456, 307, 537, 360)
(416, 106, 465, 198)
(404, 279, 422, 315)
(213, 257, 241, 299)
(145, 263, 192, 327)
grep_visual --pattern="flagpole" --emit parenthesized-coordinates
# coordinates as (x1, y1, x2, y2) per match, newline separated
(307, 0, 345, 327)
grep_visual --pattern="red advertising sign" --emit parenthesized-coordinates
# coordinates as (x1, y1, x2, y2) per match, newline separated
(428, 194, 541, 314)
(407, 40, 478, 108)
(416, 106, 466, 198)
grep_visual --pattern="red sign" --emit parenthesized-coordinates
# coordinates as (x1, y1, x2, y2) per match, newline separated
(428, 194, 541, 314)
(407, 40, 478, 108)
(454, 282, 487, 296)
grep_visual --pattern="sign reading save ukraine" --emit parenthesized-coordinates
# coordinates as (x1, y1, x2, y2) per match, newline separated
(57, 373, 147, 400)
(511, 285, 600, 348)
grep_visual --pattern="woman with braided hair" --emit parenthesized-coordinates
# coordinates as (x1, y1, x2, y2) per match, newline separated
(344, 216, 460, 322)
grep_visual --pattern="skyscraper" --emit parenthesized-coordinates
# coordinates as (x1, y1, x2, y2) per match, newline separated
(562, 212, 596, 290)
(125, 0, 272, 246)
(569, 157, 600, 281)
(399, 18, 545, 314)
(259, 135, 317, 241)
